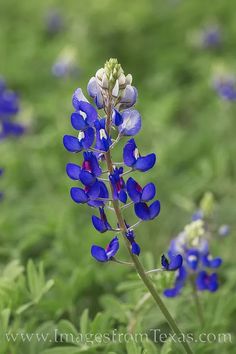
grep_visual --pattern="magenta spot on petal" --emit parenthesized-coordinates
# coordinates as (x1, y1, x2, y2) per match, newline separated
(135, 182, 142, 193)
(83, 160, 92, 172)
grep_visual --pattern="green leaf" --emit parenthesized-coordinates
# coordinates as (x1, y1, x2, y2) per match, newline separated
(142, 339, 159, 354)
(58, 319, 80, 340)
(41, 347, 81, 354)
(126, 340, 142, 354)
(80, 309, 89, 336)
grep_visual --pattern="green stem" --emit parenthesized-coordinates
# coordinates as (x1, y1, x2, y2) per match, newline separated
(190, 277, 205, 326)
(104, 147, 193, 354)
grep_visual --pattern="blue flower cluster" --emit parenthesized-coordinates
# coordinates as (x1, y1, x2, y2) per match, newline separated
(63, 59, 161, 262)
(0, 78, 25, 140)
(163, 216, 223, 297)
(201, 26, 222, 49)
(0, 78, 25, 201)
(213, 75, 236, 101)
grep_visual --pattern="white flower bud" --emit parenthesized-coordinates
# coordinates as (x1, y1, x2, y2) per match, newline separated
(112, 80, 119, 97)
(126, 74, 133, 85)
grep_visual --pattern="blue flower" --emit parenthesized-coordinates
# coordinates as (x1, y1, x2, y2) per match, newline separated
(164, 266, 187, 297)
(71, 101, 98, 130)
(112, 109, 123, 126)
(218, 225, 230, 237)
(92, 208, 112, 233)
(109, 167, 127, 203)
(0, 80, 25, 140)
(202, 26, 221, 49)
(118, 109, 141, 136)
(63, 128, 94, 152)
(94, 119, 112, 152)
(66, 152, 102, 186)
(87, 77, 104, 109)
(214, 76, 236, 101)
(196, 271, 218, 292)
(125, 223, 140, 255)
(127, 177, 155, 203)
(186, 249, 199, 270)
(70, 180, 108, 208)
(45, 9, 64, 35)
(123, 139, 156, 172)
(134, 200, 161, 221)
(201, 253, 222, 268)
(91, 236, 119, 262)
(119, 85, 137, 110)
(161, 254, 183, 271)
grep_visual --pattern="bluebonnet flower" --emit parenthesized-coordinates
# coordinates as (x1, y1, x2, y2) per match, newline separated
(161, 254, 183, 271)
(213, 75, 236, 101)
(127, 177, 156, 203)
(63, 59, 160, 261)
(91, 236, 119, 262)
(66, 152, 102, 185)
(52, 47, 79, 78)
(134, 201, 161, 221)
(94, 119, 112, 152)
(201, 26, 222, 49)
(44, 8, 64, 35)
(0, 79, 25, 140)
(123, 139, 156, 172)
(92, 208, 112, 233)
(163, 218, 223, 297)
(109, 167, 127, 203)
(218, 224, 230, 237)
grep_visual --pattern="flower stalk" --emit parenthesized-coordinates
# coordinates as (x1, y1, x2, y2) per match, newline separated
(104, 107, 193, 354)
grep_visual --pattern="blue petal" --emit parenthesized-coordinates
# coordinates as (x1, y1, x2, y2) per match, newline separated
(119, 85, 137, 109)
(98, 181, 109, 199)
(63, 135, 81, 153)
(79, 101, 98, 125)
(134, 153, 156, 172)
(72, 88, 88, 110)
(91, 245, 108, 262)
(196, 271, 208, 291)
(92, 215, 107, 233)
(132, 242, 141, 256)
(112, 109, 123, 126)
(119, 190, 127, 204)
(149, 200, 161, 219)
(119, 109, 142, 136)
(87, 181, 101, 200)
(196, 271, 219, 292)
(126, 177, 141, 203)
(134, 202, 150, 220)
(201, 254, 222, 268)
(89, 153, 102, 177)
(71, 112, 87, 130)
(66, 163, 81, 180)
(161, 255, 170, 270)
(123, 139, 137, 167)
(186, 249, 199, 271)
(70, 187, 88, 204)
(168, 254, 183, 271)
(82, 127, 95, 149)
(79, 170, 96, 186)
(87, 77, 98, 98)
(106, 236, 119, 259)
(208, 273, 219, 292)
(141, 183, 156, 202)
(163, 287, 181, 297)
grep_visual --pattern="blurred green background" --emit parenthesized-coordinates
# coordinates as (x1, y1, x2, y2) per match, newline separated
(0, 0, 235, 353)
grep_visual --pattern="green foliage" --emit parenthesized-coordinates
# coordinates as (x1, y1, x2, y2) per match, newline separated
(0, 0, 235, 353)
